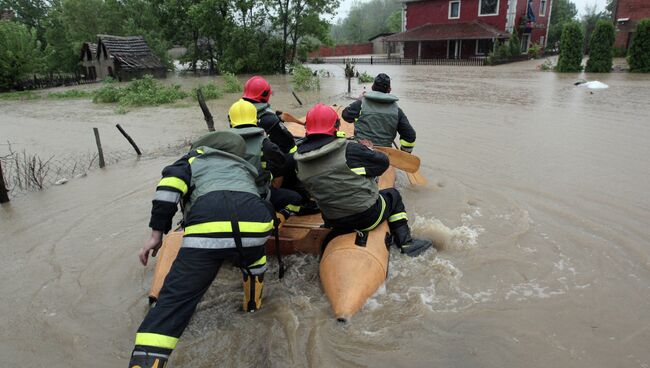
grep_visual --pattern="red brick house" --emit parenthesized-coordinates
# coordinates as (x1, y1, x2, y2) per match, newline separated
(386, 0, 553, 59)
(614, 0, 650, 50)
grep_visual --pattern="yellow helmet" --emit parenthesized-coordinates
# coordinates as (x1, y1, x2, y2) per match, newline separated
(228, 99, 258, 128)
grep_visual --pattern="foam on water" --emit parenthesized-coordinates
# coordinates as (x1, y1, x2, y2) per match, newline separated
(411, 214, 484, 250)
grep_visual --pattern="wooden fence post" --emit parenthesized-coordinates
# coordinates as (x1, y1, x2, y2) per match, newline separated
(291, 90, 303, 106)
(196, 89, 215, 132)
(116, 124, 142, 155)
(0, 161, 9, 203)
(93, 127, 106, 168)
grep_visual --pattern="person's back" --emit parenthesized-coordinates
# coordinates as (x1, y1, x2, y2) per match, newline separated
(128, 131, 273, 368)
(295, 103, 432, 257)
(354, 90, 400, 147)
(342, 73, 417, 153)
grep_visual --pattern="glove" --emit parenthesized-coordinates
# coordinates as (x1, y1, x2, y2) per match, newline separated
(400, 238, 433, 257)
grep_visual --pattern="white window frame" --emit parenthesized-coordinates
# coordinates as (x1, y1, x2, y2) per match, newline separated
(478, 0, 500, 16)
(539, 0, 547, 16)
(449, 0, 461, 19)
(540, 35, 545, 47)
(475, 39, 493, 55)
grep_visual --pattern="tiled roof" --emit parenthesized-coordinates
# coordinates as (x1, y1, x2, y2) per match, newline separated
(385, 21, 510, 41)
(97, 35, 165, 71)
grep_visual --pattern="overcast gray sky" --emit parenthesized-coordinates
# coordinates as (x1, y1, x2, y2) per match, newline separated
(333, 0, 608, 21)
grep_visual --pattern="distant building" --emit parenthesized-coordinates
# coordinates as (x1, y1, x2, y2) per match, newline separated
(80, 42, 98, 80)
(385, 0, 552, 59)
(81, 35, 166, 81)
(368, 33, 398, 55)
(0, 9, 14, 21)
(614, 0, 650, 50)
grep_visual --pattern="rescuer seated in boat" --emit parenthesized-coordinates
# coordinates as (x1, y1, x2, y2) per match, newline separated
(294, 103, 432, 257)
(241, 76, 313, 204)
(224, 99, 317, 217)
(128, 131, 273, 368)
(342, 73, 417, 153)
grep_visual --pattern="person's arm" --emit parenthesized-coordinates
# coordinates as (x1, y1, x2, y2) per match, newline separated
(262, 138, 286, 178)
(141, 152, 194, 266)
(396, 107, 416, 153)
(260, 113, 297, 154)
(345, 142, 390, 177)
(342, 100, 362, 123)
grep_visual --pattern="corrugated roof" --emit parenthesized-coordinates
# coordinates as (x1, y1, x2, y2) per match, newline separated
(97, 35, 165, 71)
(385, 21, 510, 42)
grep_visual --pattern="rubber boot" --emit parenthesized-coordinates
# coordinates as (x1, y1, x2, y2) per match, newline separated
(392, 225, 433, 257)
(242, 273, 264, 312)
(296, 200, 320, 216)
(128, 349, 169, 368)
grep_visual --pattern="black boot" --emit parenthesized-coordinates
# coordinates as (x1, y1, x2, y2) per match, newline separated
(128, 349, 169, 368)
(392, 225, 433, 257)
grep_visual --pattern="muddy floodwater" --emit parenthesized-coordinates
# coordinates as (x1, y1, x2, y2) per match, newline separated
(1, 59, 650, 367)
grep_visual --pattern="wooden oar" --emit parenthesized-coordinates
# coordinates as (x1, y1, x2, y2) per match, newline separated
(374, 147, 420, 173)
(390, 142, 428, 186)
(281, 112, 305, 125)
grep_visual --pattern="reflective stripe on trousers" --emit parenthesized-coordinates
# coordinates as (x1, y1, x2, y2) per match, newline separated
(182, 236, 268, 249)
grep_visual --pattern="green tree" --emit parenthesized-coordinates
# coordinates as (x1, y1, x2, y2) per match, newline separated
(628, 19, 650, 72)
(0, 21, 43, 90)
(585, 20, 615, 72)
(43, 2, 78, 73)
(266, 0, 339, 73)
(386, 10, 402, 33)
(0, 0, 50, 42)
(556, 21, 584, 72)
(581, 3, 609, 53)
(508, 32, 521, 57)
(547, 0, 578, 48)
(330, 0, 401, 43)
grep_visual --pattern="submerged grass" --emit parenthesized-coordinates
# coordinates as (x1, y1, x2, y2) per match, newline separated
(47, 90, 93, 99)
(292, 63, 319, 91)
(0, 91, 40, 100)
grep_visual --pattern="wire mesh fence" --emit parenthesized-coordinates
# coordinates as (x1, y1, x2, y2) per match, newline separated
(0, 141, 188, 199)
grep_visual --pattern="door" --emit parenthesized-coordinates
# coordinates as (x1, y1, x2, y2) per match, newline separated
(447, 40, 461, 59)
(521, 34, 531, 53)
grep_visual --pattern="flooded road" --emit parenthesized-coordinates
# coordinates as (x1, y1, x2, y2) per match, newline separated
(1, 59, 650, 367)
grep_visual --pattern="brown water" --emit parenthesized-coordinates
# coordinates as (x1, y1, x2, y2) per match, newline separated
(1, 60, 650, 367)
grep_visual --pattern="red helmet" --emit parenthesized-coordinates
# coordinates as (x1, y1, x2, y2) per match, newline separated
(305, 104, 339, 136)
(243, 76, 272, 103)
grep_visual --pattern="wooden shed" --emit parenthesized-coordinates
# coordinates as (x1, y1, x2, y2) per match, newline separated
(93, 35, 166, 81)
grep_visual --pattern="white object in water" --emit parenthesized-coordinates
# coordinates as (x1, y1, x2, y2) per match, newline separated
(54, 178, 68, 185)
(578, 81, 609, 89)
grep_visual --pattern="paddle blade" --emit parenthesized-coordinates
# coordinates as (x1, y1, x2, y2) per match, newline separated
(407, 171, 428, 186)
(374, 147, 420, 173)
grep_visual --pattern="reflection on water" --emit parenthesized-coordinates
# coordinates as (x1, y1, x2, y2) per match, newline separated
(1, 59, 650, 367)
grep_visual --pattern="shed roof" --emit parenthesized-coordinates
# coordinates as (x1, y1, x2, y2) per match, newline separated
(384, 21, 509, 42)
(97, 35, 165, 71)
(80, 42, 97, 60)
(368, 32, 395, 41)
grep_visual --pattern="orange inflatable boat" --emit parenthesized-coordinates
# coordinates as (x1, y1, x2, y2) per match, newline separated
(148, 106, 410, 322)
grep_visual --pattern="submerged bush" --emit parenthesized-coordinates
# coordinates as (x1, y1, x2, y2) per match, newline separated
(508, 33, 522, 57)
(93, 75, 187, 107)
(193, 82, 222, 101)
(628, 19, 650, 72)
(586, 20, 615, 73)
(292, 63, 319, 91)
(221, 72, 243, 93)
(358, 71, 374, 83)
(556, 21, 584, 72)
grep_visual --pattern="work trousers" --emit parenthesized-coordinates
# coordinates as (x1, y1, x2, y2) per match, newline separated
(133, 246, 265, 356)
(324, 188, 409, 232)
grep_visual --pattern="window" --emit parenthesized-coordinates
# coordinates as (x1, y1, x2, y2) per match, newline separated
(539, 0, 547, 16)
(449, 0, 460, 19)
(540, 36, 545, 47)
(475, 39, 494, 55)
(479, 0, 499, 15)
